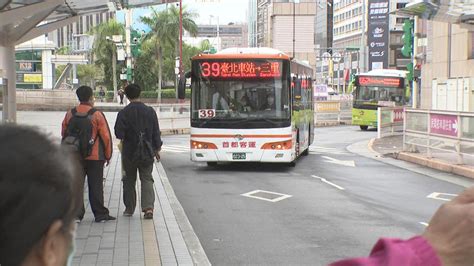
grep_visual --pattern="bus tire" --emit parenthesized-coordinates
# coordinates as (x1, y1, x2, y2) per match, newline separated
(360, 125, 369, 131)
(288, 161, 296, 167)
(301, 148, 309, 156)
(207, 162, 217, 167)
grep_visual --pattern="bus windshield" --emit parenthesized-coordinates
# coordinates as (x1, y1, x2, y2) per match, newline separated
(191, 59, 290, 128)
(355, 86, 405, 106)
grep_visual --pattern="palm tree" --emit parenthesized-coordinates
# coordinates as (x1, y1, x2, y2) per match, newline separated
(140, 5, 198, 102)
(90, 20, 125, 101)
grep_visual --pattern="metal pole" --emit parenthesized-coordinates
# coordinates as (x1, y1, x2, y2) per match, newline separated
(178, 0, 183, 102)
(412, 16, 419, 108)
(179, 0, 183, 79)
(125, 9, 132, 82)
(112, 50, 117, 103)
(293, 1, 295, 58)
(360, 0, 367, 72)
(0, 45, 17, 123)
(337, 62, 340, 94)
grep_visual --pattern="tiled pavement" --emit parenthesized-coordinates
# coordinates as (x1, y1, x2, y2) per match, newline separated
(72, 151, 206, 266)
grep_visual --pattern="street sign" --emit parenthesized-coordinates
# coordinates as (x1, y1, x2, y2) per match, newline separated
(321, 52, 331, 62)
(332, 52, 341, 62)
(430, 114, 459, 137)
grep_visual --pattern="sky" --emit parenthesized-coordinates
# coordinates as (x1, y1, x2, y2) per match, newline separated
(117, 0, 250, 32)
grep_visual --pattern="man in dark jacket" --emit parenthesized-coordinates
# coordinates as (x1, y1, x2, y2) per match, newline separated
(114, 84, 162, 219)
(62, 85, 115, 223)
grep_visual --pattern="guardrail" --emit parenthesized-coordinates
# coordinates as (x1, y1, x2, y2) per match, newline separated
(314, 100, 352, 125)
(16, 89, 77, 105)
(403, 108, 474, 165)
(377, 106, 404, 138)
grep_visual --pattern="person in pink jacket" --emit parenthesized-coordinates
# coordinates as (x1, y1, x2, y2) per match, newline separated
(330, 186, 474, 266)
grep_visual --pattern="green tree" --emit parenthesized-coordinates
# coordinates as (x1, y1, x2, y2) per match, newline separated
(90, 20, 125, 100)
(140, 5, 198, 102)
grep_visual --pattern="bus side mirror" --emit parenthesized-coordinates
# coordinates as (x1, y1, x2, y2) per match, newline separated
(177, 72, 190, 100)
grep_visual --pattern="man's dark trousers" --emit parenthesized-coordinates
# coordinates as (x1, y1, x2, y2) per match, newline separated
(77, 160, 110, 220)
(122, 155, 155, 213)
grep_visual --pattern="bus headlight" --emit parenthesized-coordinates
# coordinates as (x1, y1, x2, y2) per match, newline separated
(191, 140, 218, 149)
(261, 140, 292, 150)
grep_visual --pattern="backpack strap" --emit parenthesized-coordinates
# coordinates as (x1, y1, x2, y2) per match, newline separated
(87, 108, 97, 116)
(71, 108, 77, 116)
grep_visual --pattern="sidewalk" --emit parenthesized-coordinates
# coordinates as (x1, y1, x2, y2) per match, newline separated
(370, 135, 474, 179)
(72, 151, 209, 266)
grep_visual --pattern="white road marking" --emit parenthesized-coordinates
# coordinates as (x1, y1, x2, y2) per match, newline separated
(427, 192, 458, 202)
(312, 175, 345, 190)
(309, 146, 349, 155)
(321, 156, 356, 167)
(161, 145, 190, 153)
(241, 190, 292, 203)
(419, 222, 429, 227)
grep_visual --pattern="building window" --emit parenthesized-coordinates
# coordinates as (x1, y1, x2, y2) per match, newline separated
(396, 3, 407, 9)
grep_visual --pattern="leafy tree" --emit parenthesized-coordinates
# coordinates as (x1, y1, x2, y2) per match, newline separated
(90, 20, 125, 98)
(139, 5, 198, 101)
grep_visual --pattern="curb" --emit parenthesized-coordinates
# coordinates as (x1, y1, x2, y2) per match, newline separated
(315, 121, 352, 127)
(367, 138, 474, 180)
(395, 152, 474, 180)
(348, 139, 473, 188)
(155, 162, 211, 266)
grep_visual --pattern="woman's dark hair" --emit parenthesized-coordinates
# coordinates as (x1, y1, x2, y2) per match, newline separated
(124, 83, 141, 100)
(0, 125, 81, 266)
(76, 85, 93, 102)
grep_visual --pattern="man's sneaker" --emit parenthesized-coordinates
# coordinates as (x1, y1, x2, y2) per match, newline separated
(144, 210, 153, 220)
(95, 215, 116, 223)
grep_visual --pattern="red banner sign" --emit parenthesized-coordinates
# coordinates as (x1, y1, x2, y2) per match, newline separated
(200, 61, 281, 79)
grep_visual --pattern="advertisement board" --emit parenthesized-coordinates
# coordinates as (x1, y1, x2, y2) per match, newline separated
(367, 0, 389, 70)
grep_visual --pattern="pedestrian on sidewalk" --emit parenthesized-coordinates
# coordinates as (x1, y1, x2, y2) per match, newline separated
(118, 89, 125, 105)
(61, 85, 116, 223)
(114, 83, 162, 219)
(0, 125, 81, 266)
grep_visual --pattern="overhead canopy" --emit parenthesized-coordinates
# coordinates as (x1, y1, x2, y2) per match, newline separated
(393, 0, 474, 28)
(0, 0, 178, 45)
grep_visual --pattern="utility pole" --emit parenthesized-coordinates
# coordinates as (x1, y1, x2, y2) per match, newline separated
(360, 0, 367, 72)
(125, 9, 133, 83)
(178, 0, 183, 102)
(412, 16, 418, 108)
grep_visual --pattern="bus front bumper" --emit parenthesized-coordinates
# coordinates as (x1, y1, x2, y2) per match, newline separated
(191, 149, 295, 163)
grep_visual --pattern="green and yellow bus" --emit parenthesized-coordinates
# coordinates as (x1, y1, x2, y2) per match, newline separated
(352, 69, 410, 130)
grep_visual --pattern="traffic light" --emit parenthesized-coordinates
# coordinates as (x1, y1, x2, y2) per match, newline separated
(131, 29, 142, 57)
(401, 19, 413, 58)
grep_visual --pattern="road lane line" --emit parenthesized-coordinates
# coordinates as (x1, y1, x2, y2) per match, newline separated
(419, 222, 429, 227)
(311, 175, 345, 190)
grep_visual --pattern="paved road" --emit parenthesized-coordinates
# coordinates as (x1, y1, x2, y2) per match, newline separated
(160, 126, 472, 265)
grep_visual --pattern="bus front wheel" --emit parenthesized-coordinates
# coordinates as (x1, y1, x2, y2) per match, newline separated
(360, 125, 369, 131)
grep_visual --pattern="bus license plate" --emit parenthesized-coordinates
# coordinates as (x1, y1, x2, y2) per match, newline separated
(232, 153, 246, 160)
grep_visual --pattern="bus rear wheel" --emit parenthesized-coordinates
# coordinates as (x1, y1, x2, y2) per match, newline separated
(207, 162, 218, 167)
(360, 125, 369, 131)
(301, 148, 309, 156)
(288, 161, 296, 167)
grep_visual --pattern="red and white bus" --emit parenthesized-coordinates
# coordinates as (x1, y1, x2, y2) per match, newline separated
(178, 47, 314, 166)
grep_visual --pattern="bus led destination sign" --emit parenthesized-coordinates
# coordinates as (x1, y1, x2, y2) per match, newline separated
(200, 61, 281, 79)
(358, 76, 402, 87)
